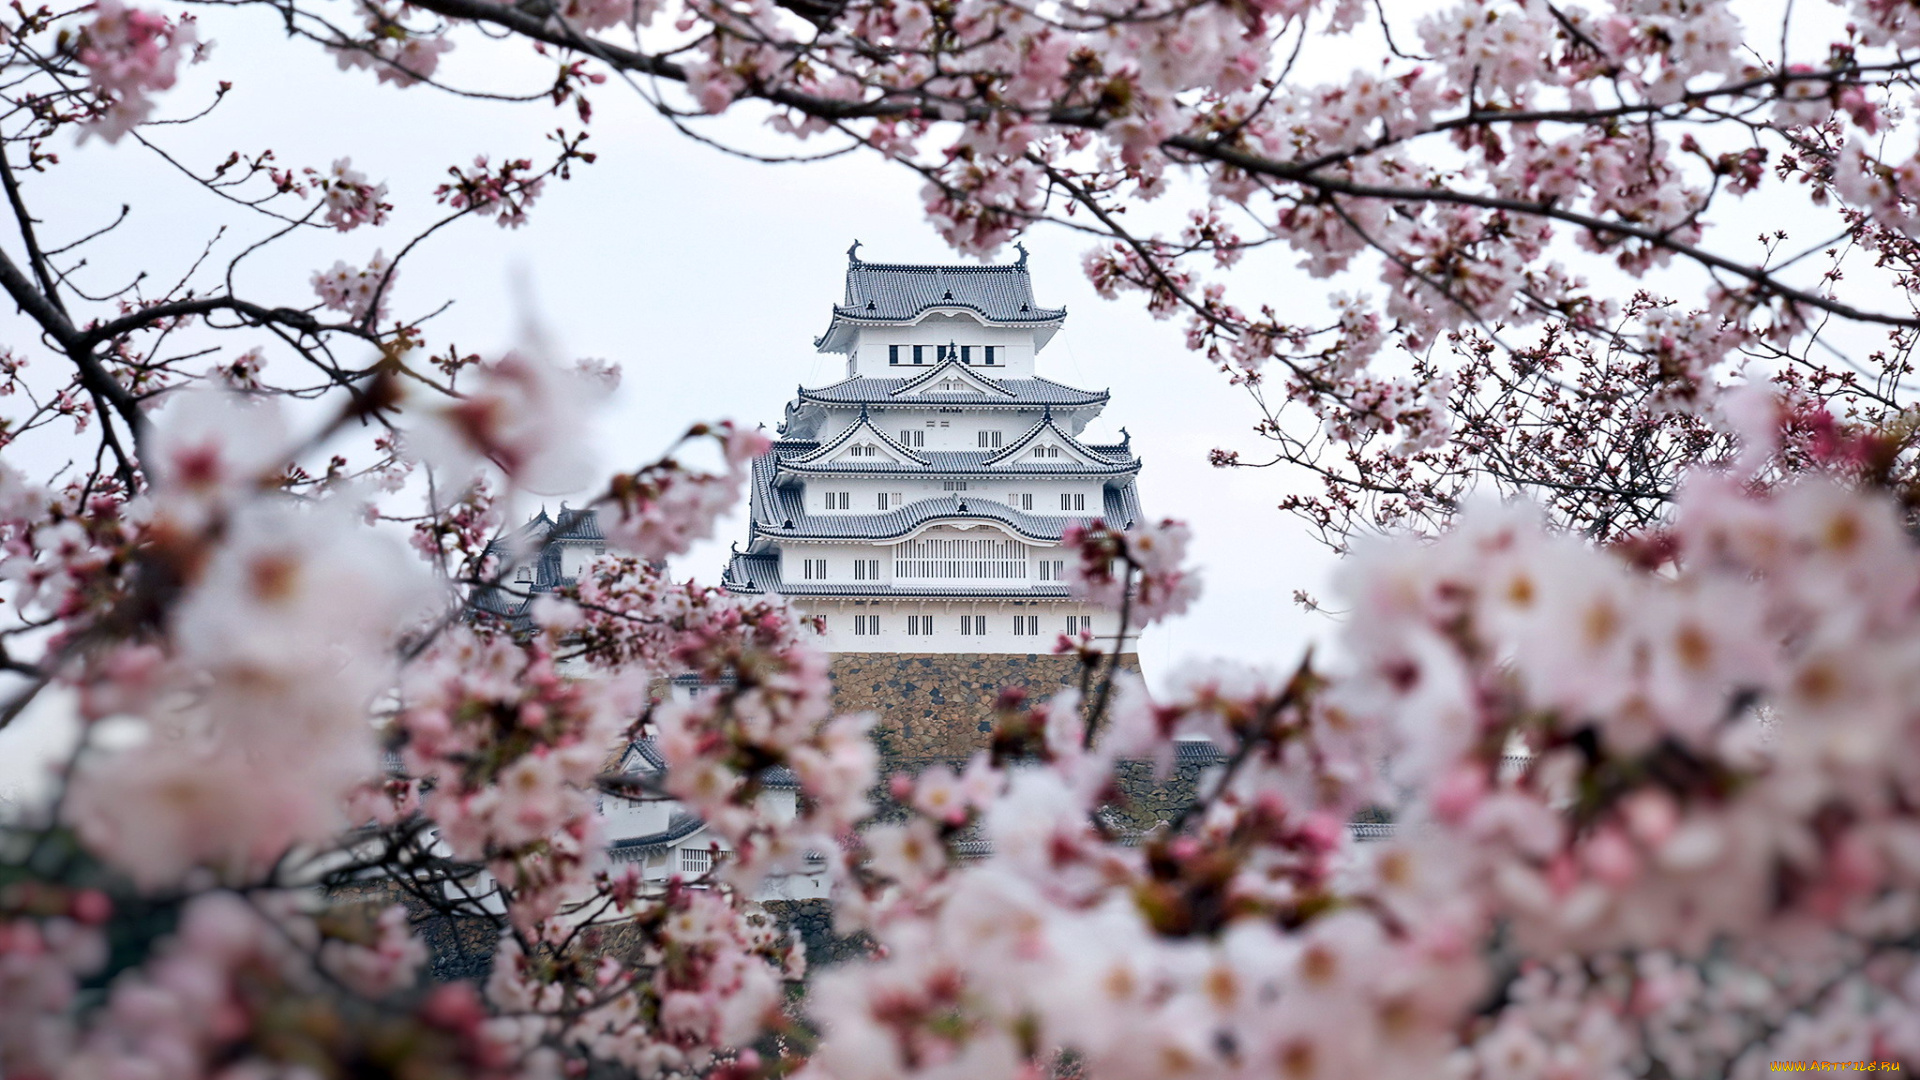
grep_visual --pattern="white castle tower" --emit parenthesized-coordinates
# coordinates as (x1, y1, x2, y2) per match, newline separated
(721, 244, 1145, 661)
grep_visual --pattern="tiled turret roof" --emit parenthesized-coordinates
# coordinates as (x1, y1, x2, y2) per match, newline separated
(747, 455, 1144, 545)
(815, 247, 1066, 351)
(772, 441, 1139, 478)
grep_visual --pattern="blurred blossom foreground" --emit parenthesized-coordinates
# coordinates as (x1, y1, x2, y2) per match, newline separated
(9, 0, 1920, 1075)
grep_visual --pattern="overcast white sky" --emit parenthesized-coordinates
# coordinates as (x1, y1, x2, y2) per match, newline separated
(0, 3, 1346, 760)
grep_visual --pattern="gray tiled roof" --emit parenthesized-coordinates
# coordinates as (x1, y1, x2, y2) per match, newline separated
(621, 737, 798, 790)
(980, 413, 1130, 468)
(608, 810, 706, 855)
(469, 508, 602, 628)
(748, 454, 1143, 543)
(833, 258, 1066, 325)
(798, 374, 1105, 408)
(774, 444, 1139, 478)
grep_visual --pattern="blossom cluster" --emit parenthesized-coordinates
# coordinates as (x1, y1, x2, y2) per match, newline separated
(398, 628, 642, 928)
(311, 249, 396, 323)
(1060, 518, 1201, 626)
(76, 0, 199, 142)
(436, 155, 549, 229)
(315, 156, 393, 231)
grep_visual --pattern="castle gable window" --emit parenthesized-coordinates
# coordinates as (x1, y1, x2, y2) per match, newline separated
(895, 533, 1028, 580)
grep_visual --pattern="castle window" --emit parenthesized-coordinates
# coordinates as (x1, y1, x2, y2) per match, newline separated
(1066, 615, 1092, 635)
(878, 493, 890, 511)
(853, 558, 881, 581)
(824, 491, 852, 509)
(1008, 493, 1033, 511)
(936, 345, 949, 361)
(1060, 493, 1086, 511)
(803, 558, 827, 580)
(895, 536, 1028, 579)
(680, 848, 712, 876)
(853, 615, 880, 636)
(984, 346, 997, 365)
(889, 345, 901, 365)
(961, 346, 972, 363)
(943, 481, 968, 491)
(1013, 615, 1039, 635)
(958, 615, 986, 635)
(1034, 445, 1062, 459)
(1038, 559, 1065, 581)
(514, 565, 533, 583)
(907, 615, 934, 635)
(898, 429, 926, 448)
(913, 345, 926, 364)
(977, 430, 1003, 449)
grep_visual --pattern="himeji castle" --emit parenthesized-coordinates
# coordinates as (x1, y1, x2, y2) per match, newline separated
(720, 244, 1145, 660)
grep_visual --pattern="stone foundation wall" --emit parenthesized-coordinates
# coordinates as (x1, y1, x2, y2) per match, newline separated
(761, 899, 873, 970)
(828, 651, 1140, 764)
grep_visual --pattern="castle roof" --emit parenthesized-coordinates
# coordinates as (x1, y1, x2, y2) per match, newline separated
(816, 246, 1066, 352)
(796, 370, 1106, 409)
(469, 506, 603, 628)
(747, 453, 1143, 545)
(771, 440, 1139, 479)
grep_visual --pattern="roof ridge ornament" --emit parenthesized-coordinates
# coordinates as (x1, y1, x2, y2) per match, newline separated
(847, 239, 862, 264)
(1014, 241, 1029, 267)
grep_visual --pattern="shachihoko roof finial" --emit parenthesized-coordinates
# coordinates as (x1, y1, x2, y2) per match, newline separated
(847, 239, 862, 263)
(1014, 241, 1029, 267)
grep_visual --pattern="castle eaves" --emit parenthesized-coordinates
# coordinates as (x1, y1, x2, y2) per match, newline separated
(747, 463, 1144, 544)
(815, 253, 1066, 352)
(798, 372, 1105, 408)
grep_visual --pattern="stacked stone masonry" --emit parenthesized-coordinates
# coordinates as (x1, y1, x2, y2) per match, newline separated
(829, 650, 1140, 763)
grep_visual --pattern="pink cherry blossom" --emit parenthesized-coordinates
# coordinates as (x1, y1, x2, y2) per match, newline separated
(76, 0, 199, 142)
(310, 249, 396, 323)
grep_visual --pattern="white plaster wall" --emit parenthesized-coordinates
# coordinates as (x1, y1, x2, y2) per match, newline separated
(849, 315, 1040, 377)
(780, 529, 1089, 587)
(559, 541, 603, 578)
(600, 794, 674, 837)
(799, 597, 1132, 654)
